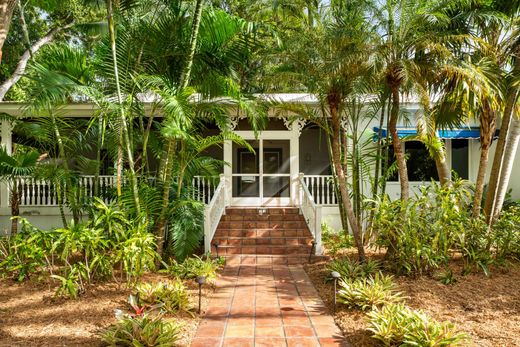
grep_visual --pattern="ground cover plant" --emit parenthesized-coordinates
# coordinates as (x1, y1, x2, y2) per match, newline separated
(133, 280, 194, 314)
(101, 314, 181, 347)
(337, 273, 403, 311)
(368, 303, 467, 347)
(305, 255, 520, 346)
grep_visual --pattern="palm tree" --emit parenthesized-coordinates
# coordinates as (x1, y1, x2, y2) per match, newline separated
(277, 0, 376, 261)
(103, 0, 141, 213)
(482, 2, 520, 221)
(373, 0, 458, 199)
(435, 0, 512, 217)
(0, 147, 39, 234)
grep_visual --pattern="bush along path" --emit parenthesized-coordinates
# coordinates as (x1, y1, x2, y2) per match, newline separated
(191, 255, 349, 347)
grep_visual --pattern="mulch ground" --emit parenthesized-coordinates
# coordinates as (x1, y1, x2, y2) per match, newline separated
(305, 251, 520, 347)
(0, 273, 214, 347)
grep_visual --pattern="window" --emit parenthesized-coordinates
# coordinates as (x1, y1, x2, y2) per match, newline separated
(451, 139, 469, 179)
(385, 141, 439, 182)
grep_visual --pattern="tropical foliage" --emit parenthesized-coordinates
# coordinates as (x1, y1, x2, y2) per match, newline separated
(368, 303, 467, 347)
(101, 314, 180, 347)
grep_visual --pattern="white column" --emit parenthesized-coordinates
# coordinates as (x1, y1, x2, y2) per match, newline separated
(1, 120, 12, 154)
(223, 139, 232, 206)
(290, 127, 299, 206)
(1, 121, 12, 208)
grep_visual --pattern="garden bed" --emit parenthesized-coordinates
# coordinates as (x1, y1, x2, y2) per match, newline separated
(305, 252, 520, 347)
(0, 273, 214, 346)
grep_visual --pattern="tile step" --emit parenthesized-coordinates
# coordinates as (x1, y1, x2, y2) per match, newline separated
(225, 207, 300, 216)
(214, 230, 312, 238)
(213, 237, 314, 246)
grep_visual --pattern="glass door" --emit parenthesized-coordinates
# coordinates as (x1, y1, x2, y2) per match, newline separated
(262, 140, 290, 205)
(231, 139, 291, 206)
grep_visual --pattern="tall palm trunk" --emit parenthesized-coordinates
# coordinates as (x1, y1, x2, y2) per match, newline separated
(492, 115, 520, 218)
(156, 0, 205, 257)
(105, 0, 140, 214)
(389, 87, 409, 200)
(484, 60, 520, 220)
(49, 111, 81, 224)
(434, 149, 451, 185)
(472, 101, 496, 217)
(328, 94, 365, 262)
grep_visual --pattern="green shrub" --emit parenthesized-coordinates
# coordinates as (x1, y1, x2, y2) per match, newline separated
(492, 206, 520, 261)
(372, 181, 471, 275)
(322, 223, 354, 257)
(0, 219, 54, 281)
(101, 314, 180, 347)
(327, 257, 381, 280)
(135, 280, 193, 314)
(368, 303, 467, 346)
(0, 200, 159, 298)
(372, 180, 520, 277)
(165, 255, 223, 281)
(337, 273, 402, 310)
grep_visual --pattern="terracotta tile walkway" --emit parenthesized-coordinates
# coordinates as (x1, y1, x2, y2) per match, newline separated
(191, 256, 349, 347)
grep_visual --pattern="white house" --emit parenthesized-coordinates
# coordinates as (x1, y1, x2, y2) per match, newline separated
(1, 94, 519, 256)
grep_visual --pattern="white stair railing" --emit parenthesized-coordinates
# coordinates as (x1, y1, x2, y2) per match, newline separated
(302, 175, 337, 205)
(298, 173, 323, 255)
(192, 176, 219, 204)
(203, 174, 227, 254)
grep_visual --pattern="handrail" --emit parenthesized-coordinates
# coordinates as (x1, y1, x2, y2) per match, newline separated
(203, 174, 227, 254)
(302, 175, 337, 205)
(298, 173, 322, 255)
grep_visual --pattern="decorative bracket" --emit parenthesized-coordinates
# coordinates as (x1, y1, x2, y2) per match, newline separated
(277, 115, 307, 136)
(228, 114, 246, 130)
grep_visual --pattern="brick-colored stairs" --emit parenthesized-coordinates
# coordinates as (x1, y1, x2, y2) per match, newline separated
(211, 207, 317, 264)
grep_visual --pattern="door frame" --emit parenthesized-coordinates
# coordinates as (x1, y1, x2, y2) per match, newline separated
(224, 130, 299, 206)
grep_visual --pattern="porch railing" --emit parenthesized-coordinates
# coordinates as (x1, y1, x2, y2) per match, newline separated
(13, 175, 219, 207)
(13, 175, 117, 206)
(298, 173, 323, 255)
(203, 174, 227, 253)
(302, 175, 337, 205)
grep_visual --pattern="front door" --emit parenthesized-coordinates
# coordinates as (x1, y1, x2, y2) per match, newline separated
(230, 137, 293, 206)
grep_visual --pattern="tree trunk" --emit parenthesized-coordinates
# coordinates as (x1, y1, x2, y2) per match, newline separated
(389, 88, 409, 200)
(105, 0, 140, 214)
(434, 151, 451, 185)
(0, 0, 16, 64)
(328, 94, 365, 262)
(9, 184, 18, 235)
(472, 102, 496, 218)
(0, 25, 69, 100)
(484, 84, 520, 220)
(492, 115, 520, 219)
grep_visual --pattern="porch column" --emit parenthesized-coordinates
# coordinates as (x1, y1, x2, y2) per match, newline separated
(223, 139, 232, 206)
(0, 120, 12, 208)
(290, 126, 300, 206)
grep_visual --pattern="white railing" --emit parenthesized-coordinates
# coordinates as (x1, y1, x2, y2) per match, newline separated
(192, 176, 219, 204)
(13, 175, 117, 206)
(12, 175, 217, 207)
(203, 174, 227, 253)
(299, 173, 322, 255)
(303, 175, 337, 205)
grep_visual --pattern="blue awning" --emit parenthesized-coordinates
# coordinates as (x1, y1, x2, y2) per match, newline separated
(373, 127, 497, 140)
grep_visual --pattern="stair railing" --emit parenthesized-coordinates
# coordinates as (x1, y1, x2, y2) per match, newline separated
(203, 174, 227, 254)
(298, 173, 323, 255)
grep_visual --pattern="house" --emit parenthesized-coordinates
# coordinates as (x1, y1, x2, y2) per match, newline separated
(1, 94, 519, 258)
